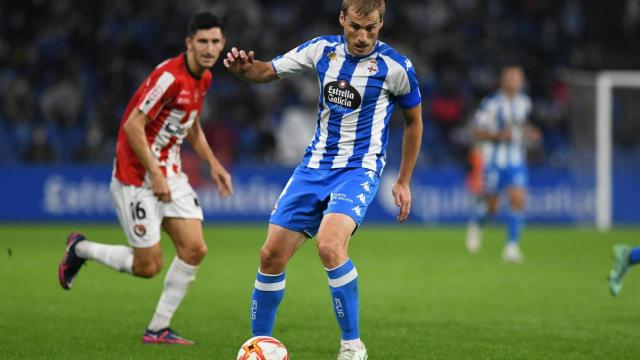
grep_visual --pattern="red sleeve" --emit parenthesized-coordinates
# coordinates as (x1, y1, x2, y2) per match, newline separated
(136, 70, 180, 120)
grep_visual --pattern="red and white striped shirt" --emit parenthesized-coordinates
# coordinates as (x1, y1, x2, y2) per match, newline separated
(114, 53, 212, 187)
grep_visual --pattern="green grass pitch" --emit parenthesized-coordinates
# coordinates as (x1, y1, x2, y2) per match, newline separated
(1, 224, 639, 359)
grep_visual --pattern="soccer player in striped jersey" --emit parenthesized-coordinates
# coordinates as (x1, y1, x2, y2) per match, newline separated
(58, 13, 233, 344)
(608, 244, 640, 296)
(224, 1, 422, 358)
(466, 65, 540, 263)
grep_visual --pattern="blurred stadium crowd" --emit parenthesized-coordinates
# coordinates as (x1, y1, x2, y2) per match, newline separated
(1, 0, 639, 168)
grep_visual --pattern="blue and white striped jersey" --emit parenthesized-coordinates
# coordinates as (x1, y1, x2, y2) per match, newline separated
(474, 91, 532, 168)
(272, 35, 421, 175)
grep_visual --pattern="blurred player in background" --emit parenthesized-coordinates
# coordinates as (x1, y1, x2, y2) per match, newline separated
(465, 65, 540, 263)
(224, 0, 422, 358)
(58, 12, 233, 344)
(608, 245, 640, 296)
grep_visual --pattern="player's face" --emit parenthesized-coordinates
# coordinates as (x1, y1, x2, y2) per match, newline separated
(501, 67, 525, 94)
(339, 7, 383, 56)
(186, 27, 225, 69)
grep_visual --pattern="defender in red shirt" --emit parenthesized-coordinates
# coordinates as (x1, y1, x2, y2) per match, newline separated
(58, 13, 233, 344)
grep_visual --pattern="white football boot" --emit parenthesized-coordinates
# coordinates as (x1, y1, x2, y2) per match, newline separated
(466, 222, 481, 253)
(338, 339, 368, 360)
(502, 243, 524, 263)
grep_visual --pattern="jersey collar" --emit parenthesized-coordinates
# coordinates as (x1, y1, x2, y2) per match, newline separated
(342, 36, 380, 60)
(183, 52, 202, 80)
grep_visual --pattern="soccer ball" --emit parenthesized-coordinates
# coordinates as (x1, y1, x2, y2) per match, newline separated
(236, 336, 289, 360)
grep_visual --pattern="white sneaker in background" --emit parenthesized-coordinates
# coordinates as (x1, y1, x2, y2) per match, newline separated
(502, 243, 524, 263)
(466, 222, 481, 254)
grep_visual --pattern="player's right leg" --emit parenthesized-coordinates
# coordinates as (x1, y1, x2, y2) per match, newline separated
(59, 179, 164, 289)
(251, 224, 306, 337)
(608, 245, 640, 296)
(466, 195, 498, 253)
(467, 167, 500, 253)
(252, 166, 318, 336)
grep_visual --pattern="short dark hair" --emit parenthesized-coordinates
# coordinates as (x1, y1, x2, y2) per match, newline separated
(187, 12, 223, 37)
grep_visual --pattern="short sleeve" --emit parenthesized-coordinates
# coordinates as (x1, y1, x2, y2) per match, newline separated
(137, 71, 178, 120)
(391, 57, 421, 109)
(271, 37, 325, 79)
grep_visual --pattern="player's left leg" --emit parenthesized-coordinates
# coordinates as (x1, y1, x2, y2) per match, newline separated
(503, 186, 526, 263)
(143, 217, 205, 345)
(318, 168, 379, 360)
(316, 213, 367, 360)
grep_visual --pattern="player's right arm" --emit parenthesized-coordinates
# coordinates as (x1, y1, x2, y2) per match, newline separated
(123, 110, 171, 203)
(223, 47, 278, 83)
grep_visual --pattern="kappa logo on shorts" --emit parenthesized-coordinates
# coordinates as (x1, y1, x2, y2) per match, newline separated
(357, 193, 366, 205)
(352, 206, 362, 217)
(133, 224, 147, 237)
(360, 181, 370, 192)
(366, 170, 376, 180)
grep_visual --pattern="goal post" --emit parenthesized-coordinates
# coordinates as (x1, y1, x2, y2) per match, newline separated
(596, 71, 640, 231)
(563, 69, 640, 231)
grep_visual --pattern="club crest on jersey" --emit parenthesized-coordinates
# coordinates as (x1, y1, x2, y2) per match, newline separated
(324, 79, 362, 113)
(328, 51, 337, 61)
(367, 59, 378, 74)
(133, 224, 146, 237)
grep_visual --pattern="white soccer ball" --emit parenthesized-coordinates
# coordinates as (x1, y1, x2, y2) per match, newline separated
(236, 336, 289, 360)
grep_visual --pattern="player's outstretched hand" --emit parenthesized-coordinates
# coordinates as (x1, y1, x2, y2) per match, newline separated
(210, 163, 234, 198)
(223, 47, 255, 76)
(151, 172, 172, 203)
(392, 182, 412, 223)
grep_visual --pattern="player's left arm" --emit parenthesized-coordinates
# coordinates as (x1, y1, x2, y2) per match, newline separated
(393, 103, 423, 223)
(186, 119, 234, 198)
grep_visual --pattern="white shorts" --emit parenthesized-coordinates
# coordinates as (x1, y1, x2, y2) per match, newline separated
(110, 173, 203, 248)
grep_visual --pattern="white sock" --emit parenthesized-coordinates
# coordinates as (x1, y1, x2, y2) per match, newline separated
(147, 256, 198, 331)
(75, 240, 133, 274)
(341, 338, 365, 349)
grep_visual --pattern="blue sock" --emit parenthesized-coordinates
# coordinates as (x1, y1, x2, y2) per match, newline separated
(251, 270, 285, 336)
(507, 209, 524, 244)
(629, 247, 640, 265)
(326, 259, 359, 340)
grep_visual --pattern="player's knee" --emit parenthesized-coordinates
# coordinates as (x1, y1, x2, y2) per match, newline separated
(316, 241, 343, 265)
(510, 193, 526, 210)
(180, 243, 208, 265)
(133, 262, 162, 278)
(511, 198, 525, 210)
(259, 246, 288, 271)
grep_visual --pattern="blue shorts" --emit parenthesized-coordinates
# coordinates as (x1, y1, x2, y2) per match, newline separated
(269, 166, 380, 237)
(483, 165, 528, 194)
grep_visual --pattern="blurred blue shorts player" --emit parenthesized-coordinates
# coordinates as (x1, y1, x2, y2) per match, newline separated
(223, 1, 423, 358)
(465, 65, 541, 263)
